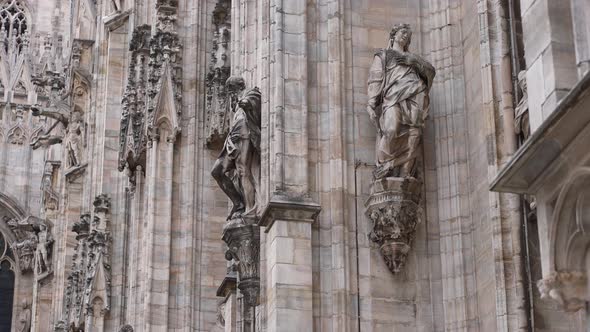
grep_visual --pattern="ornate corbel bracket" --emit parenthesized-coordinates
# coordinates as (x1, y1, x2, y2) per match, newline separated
(537, 271, 589, 312)
(365, 177, 422, 274)
(222, 224, 260, 308)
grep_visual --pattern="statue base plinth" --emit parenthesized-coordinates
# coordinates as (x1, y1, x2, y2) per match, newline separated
(365, 177, 422, 274)
(222, 223, 260, 307)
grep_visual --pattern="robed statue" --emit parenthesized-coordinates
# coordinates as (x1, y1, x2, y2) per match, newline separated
(367, 24, 435, 179)
(364, 25, 436, 274)
(211, 76, 262, 221)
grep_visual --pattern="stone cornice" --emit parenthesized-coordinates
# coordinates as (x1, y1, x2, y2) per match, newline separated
(259, 195, 321, 232)
(216, 272, 237, 298)
(491, 71, 590, 194)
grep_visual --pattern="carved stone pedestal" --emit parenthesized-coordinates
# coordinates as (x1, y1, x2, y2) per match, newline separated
(222, 223, 260, 309)
(365, 177, 422, 273)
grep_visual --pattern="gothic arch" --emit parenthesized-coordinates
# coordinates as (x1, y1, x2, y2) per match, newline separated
(549, 167, 590, 273)
(0, 191, 32, 332)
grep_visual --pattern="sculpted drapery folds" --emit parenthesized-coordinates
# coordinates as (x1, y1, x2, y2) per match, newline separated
(365, 25, 435, 274)
(211, 76, 262, 222)
(367, 24, 435, 179)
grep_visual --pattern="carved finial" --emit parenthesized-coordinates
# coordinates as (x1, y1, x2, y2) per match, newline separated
(93, 194, 111, 213)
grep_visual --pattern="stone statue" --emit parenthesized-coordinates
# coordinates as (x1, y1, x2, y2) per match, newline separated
(514, 70, 530, 140)
(35, 224, 53, 275)
(14, 233, 37, 272)
(211, 77, 261, 221)
(365, 24, 435, 274)
(367, 23, 435, 179)
(65, 110, 84, 168)
(16, 300, 31, 332)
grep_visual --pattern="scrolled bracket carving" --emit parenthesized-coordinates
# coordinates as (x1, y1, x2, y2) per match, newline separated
(222, 224, 260, 308)
(365, 177, 422, 274)
(537, 271, 588, 312)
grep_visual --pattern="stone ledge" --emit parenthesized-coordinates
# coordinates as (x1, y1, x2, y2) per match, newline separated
(491, 71, 590, 194)
(259, 195, 321, 232)
(216, 273, 237, 298)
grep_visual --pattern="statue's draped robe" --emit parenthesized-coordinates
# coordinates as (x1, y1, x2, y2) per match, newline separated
(220, 87, 262, 216)
(367, 49, 434, 168)
(222, 87, 262, 159)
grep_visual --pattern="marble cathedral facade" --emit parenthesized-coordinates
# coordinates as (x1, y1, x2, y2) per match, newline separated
(0, 0, 589, 331)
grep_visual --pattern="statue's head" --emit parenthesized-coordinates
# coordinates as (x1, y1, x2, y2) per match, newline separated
(225, 76, 246, 94)
(389, 24, 412, 51)
(518, 70, 527, 93)
(71, 108, 83, 122)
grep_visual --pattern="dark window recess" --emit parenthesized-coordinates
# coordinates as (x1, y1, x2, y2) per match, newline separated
(0, 260, 15, 331)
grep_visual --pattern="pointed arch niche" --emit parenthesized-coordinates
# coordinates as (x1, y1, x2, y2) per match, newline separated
(536, 167, 590, 313)
(0, 192, 33, 332)
(141, 60, 180, 330)
(0, 231, 16, 331)
(0, 0, 34, 104)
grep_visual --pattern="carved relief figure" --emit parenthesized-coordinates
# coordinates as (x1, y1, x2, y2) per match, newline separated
(205, 0, 232, 148)
(14, 232, 37, 272)
(211, 77, 261, 221)
(35, 223, 53, 275)
(65, 110, 84, 168)
(514, 70, 530, 141)
(16, 300, 31, 332)
(367, 24, 435, 179)
(41, 161, 60, 211)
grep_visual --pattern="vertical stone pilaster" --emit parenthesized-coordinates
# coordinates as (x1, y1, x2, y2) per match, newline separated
(260, 198, 320, 332)
(520, 0, 578, 131)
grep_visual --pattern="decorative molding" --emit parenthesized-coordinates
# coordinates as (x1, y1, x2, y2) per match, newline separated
(146, 4, 182, 142)
(259, 195, 321, 231)
(5, 215, 54, 275)
(537, 271, 588, 312)
(118, 324, 134, 332)
(118, 25, 151, 173)
(60, 195, 111, 330)
(222, 224, 260, 308)
(365, 177, 422, 273)
(205, 0, 231, 149)
(118, 0, 183, 178)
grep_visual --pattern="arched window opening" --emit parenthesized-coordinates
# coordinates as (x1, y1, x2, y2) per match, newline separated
(0, 0, 28, 54)
(0, 231, 16, 331)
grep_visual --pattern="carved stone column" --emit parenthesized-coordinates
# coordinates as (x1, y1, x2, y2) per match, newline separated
(222, 224, 260, 332)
